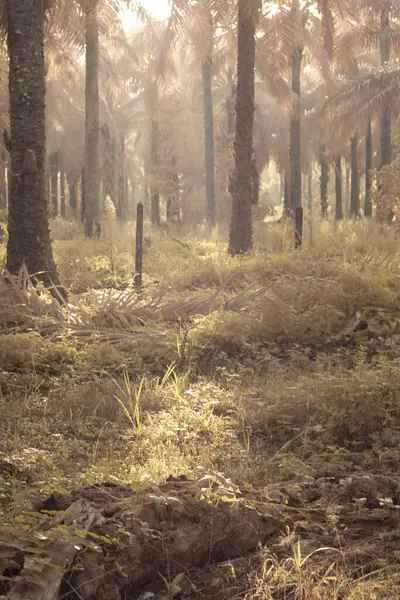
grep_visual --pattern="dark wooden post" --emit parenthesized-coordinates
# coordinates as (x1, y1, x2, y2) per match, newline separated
(295, 205, 303, 248)
(135, 202, 144, 291)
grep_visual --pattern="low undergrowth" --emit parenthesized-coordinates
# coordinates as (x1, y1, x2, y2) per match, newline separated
(1, 218, 400, 599)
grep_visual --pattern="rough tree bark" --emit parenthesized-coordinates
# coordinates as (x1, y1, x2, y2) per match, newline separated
(334, 155, 343, 220)
(228, 0, 259, 254)
(365, 118, 373, 217)
(6, 0, 59, 286)
(350, 133, 360, 217)
(202, 57, 216, 235)
(84, 0, 101, 236)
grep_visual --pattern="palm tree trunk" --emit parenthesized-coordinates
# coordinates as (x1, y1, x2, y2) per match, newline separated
(80, 166, 86, 223)
(0, 161, 6, 211)
(279, 170, 284, 203)
(380, 8, 392, 169)
(45, 159, 50, 212)
(227, 83, 236, 140)
(130, 177, 136, 219)
(229, 0, 259, 254)
(50, 150, 58, 218)
(283, 168, 290, 216)
(101, 124, 114, 205)
(226, 83, 236, 199)
(111, 135, 118, 213)
(5, 161, 9, 207)
(150, 116, 160, 226)
(125, 177, 129, 218)
(320, 146, 329, 217)
(167, 156, 180, 222)
(60, 170, 66, 218)
(365, 118, 373, 217)
(380, 107, 392, 168)
(67, 170, 78, 219)
(143, 154, 150, 219)
(6, 0, 59, 285)
(307, 166, 312, 215)
(350, 133, 360, 217)
(251, 153, 260, 205)
(334, 155, 343, 220)
(118, 135, 127, 220)
(84, 2, 100, 236)
(202, 57, 216, 234)
(290, 45, 303, 214)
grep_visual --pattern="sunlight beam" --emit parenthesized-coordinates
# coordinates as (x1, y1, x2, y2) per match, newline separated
(121, 0, 171, 35)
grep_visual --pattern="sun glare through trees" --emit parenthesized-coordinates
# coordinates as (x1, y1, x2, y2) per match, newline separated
(1, 1, 400, 599)
(121, 0, 172, 34)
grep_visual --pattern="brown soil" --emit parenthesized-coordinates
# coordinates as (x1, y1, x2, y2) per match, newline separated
(3, 472, 399, 600)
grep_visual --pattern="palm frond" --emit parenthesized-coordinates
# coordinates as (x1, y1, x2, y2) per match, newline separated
(320, 65, 400, 139)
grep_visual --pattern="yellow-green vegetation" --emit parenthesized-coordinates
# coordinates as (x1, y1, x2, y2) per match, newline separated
(1, 218, 400, 599)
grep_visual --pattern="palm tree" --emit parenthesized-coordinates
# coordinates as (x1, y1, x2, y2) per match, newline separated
(98, 32, 144, 221)
(334, 155, 343, 220)
(83, 0, 101, 237)
(202, 55, 216, 235)
(170, 0, 234, 233)
(228, 0, 260, 254)
(62, 0, 124, 235)
(60, 169, 66, 218)
(289, 0, 304, 215)
(365, 117, 372, 216)
(350, 133, 360, 217)
(5, 0, 60, 286)
(45, 48, 86, 220)
(320, 145, 329, 217)
(50, 150, 59, 218)
(379, 5, 392, 169)
(150, 105, 160, 226)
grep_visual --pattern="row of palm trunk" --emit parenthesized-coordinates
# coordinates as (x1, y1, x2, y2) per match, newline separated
(229, 1, 393, 252)
(283, 120, 387, 222)
(5, 0, 131, 285)
(4, 0, 394, 284)
(5, 0, 104, 284)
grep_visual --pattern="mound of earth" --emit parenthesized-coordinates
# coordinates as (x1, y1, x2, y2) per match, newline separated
(1, 472, 400, 600)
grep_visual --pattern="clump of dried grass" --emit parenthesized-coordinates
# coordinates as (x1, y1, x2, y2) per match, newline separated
(242, 359, 400, 459)
(0, 265, 63, 328)
(1, 221, 400, 600)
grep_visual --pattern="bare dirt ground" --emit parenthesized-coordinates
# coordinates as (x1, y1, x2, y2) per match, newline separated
(2, 468, 400, 599)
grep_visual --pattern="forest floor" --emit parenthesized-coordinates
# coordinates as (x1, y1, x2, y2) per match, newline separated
(1, 217, 400, 599)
